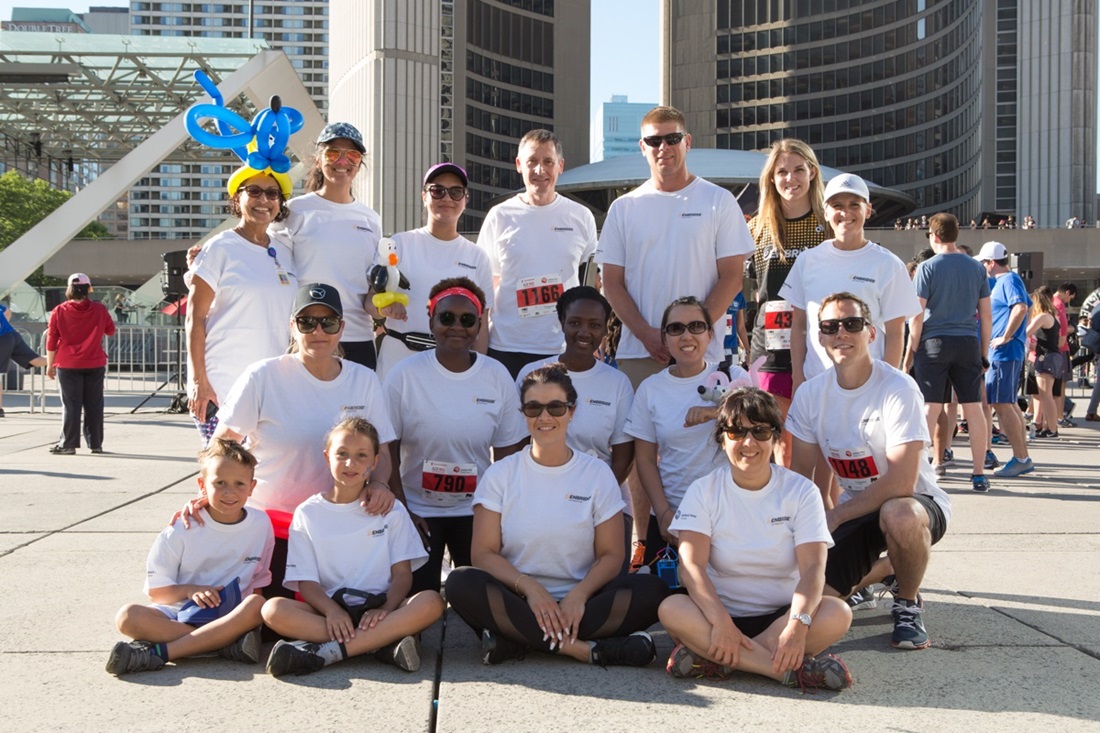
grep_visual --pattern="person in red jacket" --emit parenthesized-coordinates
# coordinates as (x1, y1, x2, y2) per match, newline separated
(45, 273, 116, 454)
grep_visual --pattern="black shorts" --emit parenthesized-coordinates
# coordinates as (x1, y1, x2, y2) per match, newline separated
(0, 331, 39, 371)
(914, 335, 983, 404)
(731, 605, 790, 639)
(824, 494, 948, 597)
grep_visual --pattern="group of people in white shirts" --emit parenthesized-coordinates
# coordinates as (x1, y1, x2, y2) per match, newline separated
(107, 107, 968, 692)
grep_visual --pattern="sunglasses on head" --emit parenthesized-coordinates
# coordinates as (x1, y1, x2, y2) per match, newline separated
(436, 310, 478, 328)
(663, 320, 708, 336)
(322, 148, 363, 165)
(295, 315, 342, 334)
(818, 316, 868, 335)
(520, 400, 575, 418)
(240, 185, 281, 201)
(642, 132, 686, 148)
(425, 184, 468, 201)
(724, 424, 778, 441)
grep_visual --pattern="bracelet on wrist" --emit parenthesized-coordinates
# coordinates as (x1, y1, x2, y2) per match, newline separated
(512, 573, 528, 598)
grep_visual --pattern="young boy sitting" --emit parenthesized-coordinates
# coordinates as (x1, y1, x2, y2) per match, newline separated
(106, 439, 275, 675)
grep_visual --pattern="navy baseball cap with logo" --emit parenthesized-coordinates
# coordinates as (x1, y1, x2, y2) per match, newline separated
(293, 283, 343, 317)
(316, 122, 365, 154)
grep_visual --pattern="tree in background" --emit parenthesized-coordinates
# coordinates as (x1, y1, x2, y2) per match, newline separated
(0, 171, 109, 287)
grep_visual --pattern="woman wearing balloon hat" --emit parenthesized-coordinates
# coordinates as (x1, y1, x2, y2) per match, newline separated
(271, 122, 385, 370)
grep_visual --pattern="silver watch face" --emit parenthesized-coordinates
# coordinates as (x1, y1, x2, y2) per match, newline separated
(794, 613, 812, 626)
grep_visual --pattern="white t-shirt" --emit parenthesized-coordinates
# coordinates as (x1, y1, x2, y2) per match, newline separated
(516, 357, 635, 515)
(284, 495, 427, 597)
(785, 359, 951, 522)
(478, 194, 597, 354)
(218, 355, 397, 515)
(384, 351, 527, 518)
(375, 227, 495, 381)
(189, 229, 297, 402)
(272, 192, 382, 342)
(625, 362, 748, 510)
(474, 448, 625, 599)
(145, 507, 275, 607)
(595, 177, 755, 362)
(670, 465, 833, 617)
(777, 239, 920, 380)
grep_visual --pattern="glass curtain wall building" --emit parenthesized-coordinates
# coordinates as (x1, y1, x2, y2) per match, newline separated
(665, 0, 1096, 223)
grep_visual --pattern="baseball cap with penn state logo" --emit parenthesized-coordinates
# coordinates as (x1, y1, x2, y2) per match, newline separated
(293, 282, 343, 317)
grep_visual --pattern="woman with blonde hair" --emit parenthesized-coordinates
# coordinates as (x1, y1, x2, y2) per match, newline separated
(746, 139, 829, 466)
(1026, 286, 1066, 438)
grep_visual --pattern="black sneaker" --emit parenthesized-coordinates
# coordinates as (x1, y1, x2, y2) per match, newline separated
(782, 653, 852, 691)
(90, 448, 105, 454)
(49, 445, 76, 455)
(105, 640, 166, 675)
(480, 629, 527, 665)
(376, 635, 421, 672)
(891, 600, 931, 650)
(590, 631, 656, 668)
(266, 640, 325, 677)
(218, 627, 261, 664)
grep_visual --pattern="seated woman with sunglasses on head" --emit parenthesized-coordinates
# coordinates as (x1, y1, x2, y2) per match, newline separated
(626, 296, 749, 578)
(370, 163, 494, 381)
(177, 283, 397, 599)
(186, 164, 297, 445)
(658, 387, 852, 690)
(446, 364, 669, 667)
(382, 277, 527, 594)
(269, 123, 383, 369)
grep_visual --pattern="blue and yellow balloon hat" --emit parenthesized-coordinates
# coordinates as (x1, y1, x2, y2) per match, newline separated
(184, 70, 303, 198)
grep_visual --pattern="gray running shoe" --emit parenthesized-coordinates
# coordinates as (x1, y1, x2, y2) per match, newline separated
(665, 643, 732, 680)
(782, 653, 853, 691)
(875, 575, 924, 608)
(218, 627, 261, 664)
(846, 586, 878, 611)
(984, 450, 1000, 469)
(376, 635, 421, 672)
(266, 640, 325, 677)
(591, 631, 656, 668)
(105, 640, 166, 675)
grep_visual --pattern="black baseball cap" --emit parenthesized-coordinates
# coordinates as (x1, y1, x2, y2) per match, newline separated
(423, 162, 468, 187)
(293, 283, 343, 317)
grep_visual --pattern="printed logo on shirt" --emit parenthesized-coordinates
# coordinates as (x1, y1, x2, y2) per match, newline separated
(343, 405, 366, 411)
(769, 516, 790, 525)
(680, 212, 703, 218)
(243, 556, 263, 564)
(371, 524, 389, 537)
(762, 246, 803, 261)
(858, 416, 881, 426)
(566, 493, 591, 503)
(674, 510, 696, 520)
(474, 397, 497, 405)
(356, 225, 373, 233)
(587, 398, 612, 407)
(552, 226, 574, 232)
(456, 261, 478, 271)
(851, 275, 877, 284)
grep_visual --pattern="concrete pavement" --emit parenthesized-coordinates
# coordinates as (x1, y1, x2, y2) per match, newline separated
(1, 389, 1098, 732)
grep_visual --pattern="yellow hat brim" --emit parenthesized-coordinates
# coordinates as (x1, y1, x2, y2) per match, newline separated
(228, 166, 293, 198)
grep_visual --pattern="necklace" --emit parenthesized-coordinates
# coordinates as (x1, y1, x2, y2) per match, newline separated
(234, 225, 270, 247)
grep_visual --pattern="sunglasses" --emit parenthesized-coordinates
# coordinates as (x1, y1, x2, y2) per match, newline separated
(436, 310, 478, 328)
(295, 315, 342, 334)
(724, 425, 778, 441)
(520, 400, 575, 418)
(818, 316, 868, 335)
(240, 185, 281, 201)
(322, 148, 363, 165)
(663, 320, 708, 336)
(642, 132, 686, 148)
(425, 184, 468, 201)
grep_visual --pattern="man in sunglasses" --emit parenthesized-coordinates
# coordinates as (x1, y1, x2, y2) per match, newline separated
(597, 105, 754, 389)
(907, 213, 992, 492)
(787, 292, 950, 652)
(477, 129, 597, 378)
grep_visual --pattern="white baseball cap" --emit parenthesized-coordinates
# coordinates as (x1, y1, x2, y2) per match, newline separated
(823, 173, 870, 203)
(68, 273, 91, 286)
(974, 241, 1008, 261)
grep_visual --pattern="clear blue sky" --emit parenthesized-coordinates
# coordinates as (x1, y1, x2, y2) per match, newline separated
(3, 0, 1097, 191)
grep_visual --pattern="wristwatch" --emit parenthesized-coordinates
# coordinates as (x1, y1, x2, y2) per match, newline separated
(791, 612, 813, 627)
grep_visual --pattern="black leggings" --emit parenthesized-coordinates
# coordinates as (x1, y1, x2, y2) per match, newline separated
(410, 515, 473, 595)
(445, 567, 668, 652)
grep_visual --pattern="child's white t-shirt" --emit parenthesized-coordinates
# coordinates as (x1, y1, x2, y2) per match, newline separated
(284, 495, 427, 597)
(670, 465, 833, 616)
(474, 448, 624, 599)
(144, 507, 275, 607)
(384, 351, 527, 518)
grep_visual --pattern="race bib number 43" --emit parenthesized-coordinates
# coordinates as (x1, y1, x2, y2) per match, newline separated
(763, 300, 793, 350)
(516, 274, 563, 318)
(421, 460, 478, 505)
